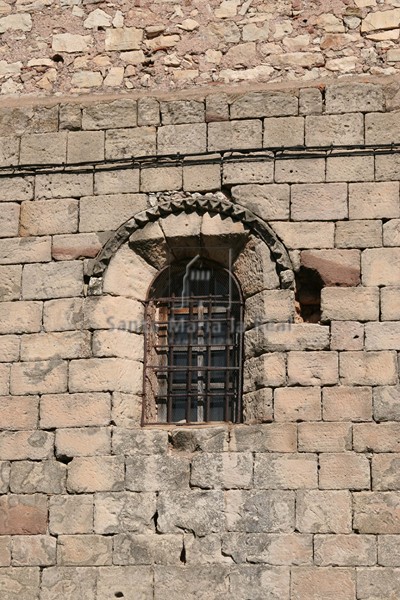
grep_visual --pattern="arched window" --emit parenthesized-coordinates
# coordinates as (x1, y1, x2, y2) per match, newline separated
(143, 258, 244, 425)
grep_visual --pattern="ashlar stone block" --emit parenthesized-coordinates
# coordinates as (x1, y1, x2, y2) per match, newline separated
(67, 455, 124, 493)
(94, 492, 156, 534)
(374, 386, 400, 421)
(190, 453, 253, 490)
(357, 567, 400, 600)
(305, 113, 364, 146)
(296, 490, 352, 533)
(208, 119, 262, 151)
(57, 535, 112, 566)
(49, 495, 93, 535)
(69, 358, 142, 394)
(291, 567, 356, 600)
(323, 386, 372, 422)
(157, 123, 206, 155)
(230, 424, 297, 453)
(157, 490, 224, 536)
(11, 360, 67, 395)
(254, 454, 318, 489)
(321, 287, 378, 322)
(0, 431, 53, 461)
(11, 535, 56, 566)
(102, 244, 156, 301)
(79, 193, 147, 232)
(20, 132, 67, 165)
(372, 454, 400, 491)
(225, 490, 295, 533)
(22, 261, 83, 300)
(105, 127, 156, 159)
(353, 423, 400, 452)
(56, 427, 111, 457)
(0, 494, 47, 535)
(274, 387, 321, 422)
(243, 353, 286, 391)
(291, 183, 348, 221)
(10, 460, 66, 494)
(0, 203, 19, 238)
(40, 567, 96, 600)
(354, 492, 400, 533)
(0, 237, 51, 265)
(319, 453, 371, 490)
(314, 534, 376, 567)
(0, 396, 38, 430)
(229, 565, 290, 600)
(0, 567, 40, 600)
(98, 566, 153, 600)
(231, 183, 289, 220)
(340, 351, 397, 385)
(126, 455, 190, 492)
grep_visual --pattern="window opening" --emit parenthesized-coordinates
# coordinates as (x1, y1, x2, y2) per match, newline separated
(143, 259, 244, 425)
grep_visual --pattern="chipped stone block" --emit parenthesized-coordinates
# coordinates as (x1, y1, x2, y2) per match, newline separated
(225, 489, 295, 532)
(326, 83, 384, 114)
(160, 100, 204, 125)
(113, 533, 182, 566)
(383, 219, 400, 247)
(229, 424, 297, 453)
(94, 492, 156, 534)
(287, 351, 338, 386)
(242, 389, 273, 424)
(314, 534, 376, 567)
(243, 353, 286, 391)
(301, 249, 360, 286)
(366, 111, 400, 144)
(52, 232, 103, 261)
(157, 490, 223, 535)
(245, 324, 329, 357)
(190, 453, 253, 490)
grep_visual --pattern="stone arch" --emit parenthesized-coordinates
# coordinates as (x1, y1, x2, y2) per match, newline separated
(85, 192, 296, 425)
(87, 192, 295, 296)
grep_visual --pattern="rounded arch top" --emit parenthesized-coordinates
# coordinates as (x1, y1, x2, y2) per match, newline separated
(87, 192, 294, 295)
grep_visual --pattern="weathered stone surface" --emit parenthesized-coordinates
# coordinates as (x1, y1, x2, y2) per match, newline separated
(20, 199, 78, 236)
(94, 492, 156, 534)
(230, 424, 297, 453)
(243, 389, 274, 424)
(83, 100, 137, 130)
(353, 422, 400, 452)
(126, 455, 190, 492)
(21, 331, 90, 361)
(225, 490, 295, 532)
(362, 248, 400, 286)
(11, 536, 56, 567)
(49, 495, 93, 535)
(378, 535, 400, 566)
(323, 386, 372, 421)
(161, 100, 204, 125)
(229, 565, 290, 600)
(190, 453, 253, 490)
(56, 427, 110, 457)
(157, 490, 224, 535)
(291, 567, 356, 600)
(0, 567, 40, 600)
(22, 261, 83, 300)
(243, 354, 286, 391)
(274, 387, 321, 422)
(0, 336, 19, 362)
(0, 430, 53, 461)
(231, 184, 289, 220)
(35, 173, 93, 199)
(374, 386, 400, 421)
(20, 133, 67, 165)
(349, 182, 400, 219)
(354, 492, 400, 533)
(365, 322, 400, 350)
(138, 98, 160, 126)
(223, 154, 273, 185)
(113, 533, 182, 566)
(0, 204, 19, 238)
(169, 427, 227, 453)
(230, 92, 298, 119)
(381, 287, 400, 321)
(372, 454, 400, 491)
(357, 567, 400, 600)
(0, 396, 38, 430)
(291, 184, 348, 221)
(274, 157, 325, 183)
(314, 534, 376, 567)
(0, 237, 50, 265)
(296, 491, 352, 533)
(10, 460, 66, 494)
(105, 27, 143, 51)
(208, 119, 262, 151)
(326, 83, 384, 113)
(222, 532, 312, 565)
(330, 321, 364, 351)
(69, 358, 142, 394)
(321, 287, 379, 321)
(52, 33, 91, 52)
(305, 113, 364, 146)
(58, 535, 112, 566)
(0, 494, 47, 535)
(264, 116, 304, 147)
(52, 233, 103, 261)
(0, 177, 33, 202)
(319, 453, 370, 490)
(233, 236, 280, 297)
(67, 131, 104, 163)
(335, 219, 382, 248)
(287, 351, 338, 386)
(40, 392, 110, 428)
(93, 330, 143, 360)
(11, 359, 67, 395)
(0, 265, 21, 301)
(105, 128, 156, 159)
(245, 324, 329, 356)
(298, 423, 351, 452)
(0, 537, 10, 566)
(272, 221, 334, 249)
(95, 168, 140, 195)
(340, 351, 398, 385)
(40, 567, 96, 600)
(103, 243, 156, 300)
(79, 193, 147, 232)
(141, 165, 182, 192)
(158, 123, 206, 155)
(254, 454, 318, 489)
(327, 155, 375, 183)
(83, 296, 144, 332)
(383, 219, 400, 247)
(111, 392, 142, 428)
(183, 160, 220, 192)
(67, 455, 124, 493)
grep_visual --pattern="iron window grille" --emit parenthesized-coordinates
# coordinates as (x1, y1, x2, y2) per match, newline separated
(143, 259, 244, 425)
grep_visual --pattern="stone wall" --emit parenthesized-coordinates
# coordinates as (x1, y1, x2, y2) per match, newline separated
(3, 0, 400, 96)
(0, 79, 400, 598)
